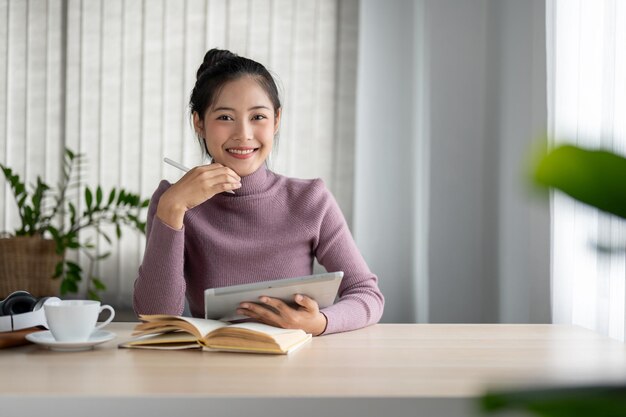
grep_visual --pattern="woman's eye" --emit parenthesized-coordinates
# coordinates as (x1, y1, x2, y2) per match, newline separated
(252, 114, 267, 121)
(217, 115, 233, 121)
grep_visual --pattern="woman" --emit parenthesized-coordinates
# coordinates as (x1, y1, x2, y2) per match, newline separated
(133, 49, 384, 335)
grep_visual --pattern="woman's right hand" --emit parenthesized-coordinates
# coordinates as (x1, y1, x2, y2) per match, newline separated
(156, 163, 241, 229)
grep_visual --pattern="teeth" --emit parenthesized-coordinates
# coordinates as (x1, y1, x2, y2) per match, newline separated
(228, 149, 255, 155)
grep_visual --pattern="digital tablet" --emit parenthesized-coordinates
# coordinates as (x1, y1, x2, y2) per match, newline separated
(204, 271, 344, 321)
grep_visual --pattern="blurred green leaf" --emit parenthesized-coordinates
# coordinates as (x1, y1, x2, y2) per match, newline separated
(481, 385, 626, 417)
(98, 228, 112, 245)
(107, 189, 116, 207)
(66, 261, 82, 273)
(117, 189, 126, 205)
(96, 252, 111, 260)
(92, 277, 106, 290)
(85, 187, 93, 210)
(534, 144, 626, 219)
(53, 261, 64, 278)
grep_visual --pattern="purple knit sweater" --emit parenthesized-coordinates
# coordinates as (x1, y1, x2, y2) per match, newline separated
(133, 165, 384, 334)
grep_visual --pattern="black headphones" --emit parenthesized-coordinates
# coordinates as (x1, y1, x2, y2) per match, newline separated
(0, 291, 43, 315)
(0, 291, 60, 332)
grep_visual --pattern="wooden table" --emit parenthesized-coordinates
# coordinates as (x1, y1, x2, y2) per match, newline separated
(1, 323, 625, 417)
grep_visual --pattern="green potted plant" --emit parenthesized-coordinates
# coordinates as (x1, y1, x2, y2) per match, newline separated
(0, 148, 149, 300)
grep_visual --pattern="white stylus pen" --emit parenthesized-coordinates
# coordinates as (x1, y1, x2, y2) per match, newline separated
(163, 157, 235, 194)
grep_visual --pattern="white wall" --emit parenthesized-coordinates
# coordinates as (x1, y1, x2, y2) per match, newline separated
(355, 0, 550, 323)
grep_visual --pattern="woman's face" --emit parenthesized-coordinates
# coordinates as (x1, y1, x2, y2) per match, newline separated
(194, 76, 280, 177)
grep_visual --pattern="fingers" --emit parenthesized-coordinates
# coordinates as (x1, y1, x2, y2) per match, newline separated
(208, 162, 241, 181)
(237, 302, 281, 327)
(237, 296, 327, 335)
(187, 163, 242, 194)
(237, 296, 319, 326)
(258, 296, 292, 314)
(162, 162, 242, 217)
(192, 163, 241, 183)
(237, 297, 297, 328)
(293, 294, 319, 313)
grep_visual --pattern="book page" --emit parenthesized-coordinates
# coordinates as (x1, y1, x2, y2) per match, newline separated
(138, 315, 228, 338)
(174, 316, 228, 337)
(202, 333, 312, 355)
(226, 322, 303, 335)
(119, 332, 201, 350)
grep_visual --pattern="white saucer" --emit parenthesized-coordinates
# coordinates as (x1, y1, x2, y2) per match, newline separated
(25, 330, 116, 352)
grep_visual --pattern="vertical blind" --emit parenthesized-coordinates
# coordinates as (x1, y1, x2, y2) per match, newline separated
(0, 0, 358, 307)
(548, 0, 626, 341)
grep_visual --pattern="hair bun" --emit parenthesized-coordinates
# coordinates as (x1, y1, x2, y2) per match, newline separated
(196, 48, 238, 79)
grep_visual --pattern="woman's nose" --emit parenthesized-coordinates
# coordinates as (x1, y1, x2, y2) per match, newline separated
(233, 119, 252, 141)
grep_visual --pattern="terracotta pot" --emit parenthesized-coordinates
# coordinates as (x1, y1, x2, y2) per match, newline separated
(0, 236, 62, 298)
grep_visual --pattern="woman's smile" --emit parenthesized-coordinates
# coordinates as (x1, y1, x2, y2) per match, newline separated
(226, 147, 259, 159)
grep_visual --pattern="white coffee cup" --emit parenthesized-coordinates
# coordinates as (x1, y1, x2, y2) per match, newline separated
(44, 300, 115, 342)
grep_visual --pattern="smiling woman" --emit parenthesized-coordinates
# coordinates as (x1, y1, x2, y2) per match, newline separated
(132, 49, 384, 336)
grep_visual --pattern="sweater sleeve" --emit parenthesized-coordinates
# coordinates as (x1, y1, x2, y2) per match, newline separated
(132, 180, 186, 316)
(311, 180, 385, 334)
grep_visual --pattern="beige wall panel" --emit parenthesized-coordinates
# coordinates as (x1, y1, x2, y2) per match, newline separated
(5, 1, 27, 231)
(99, 0, 123, 301)
(26, 0, 48, 181)
(118, 0, 145, 307)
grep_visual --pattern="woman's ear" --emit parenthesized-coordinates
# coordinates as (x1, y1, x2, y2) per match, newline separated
(274, 108, 282, 134)
(193, 112, 204, 137)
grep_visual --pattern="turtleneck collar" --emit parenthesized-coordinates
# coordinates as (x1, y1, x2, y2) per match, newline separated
(224, 164, 273, 197)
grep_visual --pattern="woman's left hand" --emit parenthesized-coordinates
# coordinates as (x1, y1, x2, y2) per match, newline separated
(237, 294, 328, 336)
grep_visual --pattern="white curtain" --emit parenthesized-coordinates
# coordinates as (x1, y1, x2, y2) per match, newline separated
(355, 0, 550, 324)
(547, 0, 626, 341)
(0, 0, 358, 308)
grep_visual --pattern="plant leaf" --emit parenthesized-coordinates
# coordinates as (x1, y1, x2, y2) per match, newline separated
(53, 261, 64, 278)
(92, 277, 106, 290)
(534, 144, 626, 219)
(96, 185, 103, 207)
(85, 187, 93, 210)
(107, 189, 116, 206)
(481, 385, 626, 416)
(96, 252, 111, 260)
(60, 279, 71, 295)
(17, 194, 27, 209)
(69, 202, 77, 224)
(66, 261, 82, 273)
(117, 189, 126, 205)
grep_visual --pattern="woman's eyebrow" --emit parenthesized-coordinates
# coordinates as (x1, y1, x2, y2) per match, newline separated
(212, 105, 271, 112)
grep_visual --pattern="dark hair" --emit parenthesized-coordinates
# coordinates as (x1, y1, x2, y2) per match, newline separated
(190, 49, 281, 159)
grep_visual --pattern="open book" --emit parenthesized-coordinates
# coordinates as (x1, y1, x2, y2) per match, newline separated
(119, 314, 312, 354)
